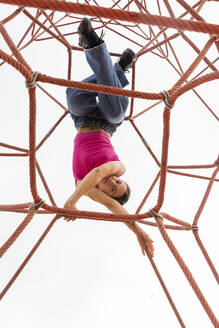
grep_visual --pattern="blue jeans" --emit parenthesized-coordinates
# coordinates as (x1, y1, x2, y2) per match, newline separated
(66, 43, 129, 136)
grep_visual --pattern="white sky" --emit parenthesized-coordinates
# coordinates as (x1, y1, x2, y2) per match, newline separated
(0, 1, 218, 327)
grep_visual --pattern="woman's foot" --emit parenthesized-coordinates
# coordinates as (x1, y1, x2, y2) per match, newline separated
(78, 17, 104, 49)
(118, 48, 136, 72)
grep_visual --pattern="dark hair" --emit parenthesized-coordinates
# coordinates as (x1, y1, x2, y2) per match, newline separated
(113, 182, 131, 205)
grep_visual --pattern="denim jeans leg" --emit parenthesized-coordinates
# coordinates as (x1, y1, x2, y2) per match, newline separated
(66, 60, 129, 121)
(84, 43, 129, 124)
(66, 74, 98, 116)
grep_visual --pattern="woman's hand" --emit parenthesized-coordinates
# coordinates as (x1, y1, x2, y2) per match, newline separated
(138, 228, 154, 257)
(107, 201, 155, 257)
(63, 199, 78, 222)
(64, 199, 78, 211)
(102, 174, 113, 183)
(70, 161, 125, 205)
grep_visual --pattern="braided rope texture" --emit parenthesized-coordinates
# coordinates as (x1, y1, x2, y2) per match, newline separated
(0, 1, 218, 327)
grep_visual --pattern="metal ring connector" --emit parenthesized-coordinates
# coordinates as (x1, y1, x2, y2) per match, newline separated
(129, 220, 135, 226)
(149, 208, 164, 221)
(192, 225, 199, 231)
(68, 46, 73, 54)
(29, 199, 45, 210)
(161, 90, 174, 109)
(25, 71, 40, 88)
(210, 35, 219, 41)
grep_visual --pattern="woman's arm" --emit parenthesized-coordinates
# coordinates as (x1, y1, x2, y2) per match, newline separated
(109, 201, 154, 257)
(64, 185, 154, 257)
(65, 161, 125, 207)
(86, 188, 154, 257)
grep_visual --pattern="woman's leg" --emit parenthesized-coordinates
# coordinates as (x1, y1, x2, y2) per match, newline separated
(84, 43, 129, 124)
(66, 57, 128, 121)
(66, 74, 98, 117)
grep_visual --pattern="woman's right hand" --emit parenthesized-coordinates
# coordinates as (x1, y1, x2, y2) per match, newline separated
(102, 174, 113, 183)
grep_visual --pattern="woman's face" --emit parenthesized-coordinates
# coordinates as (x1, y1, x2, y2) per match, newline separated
(98, 175, 127, 198)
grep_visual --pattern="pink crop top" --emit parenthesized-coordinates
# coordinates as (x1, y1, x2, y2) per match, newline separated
(73, 131, 120, 181)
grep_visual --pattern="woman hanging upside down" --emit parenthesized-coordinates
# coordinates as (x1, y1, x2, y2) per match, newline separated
(64, 18, 154, 257)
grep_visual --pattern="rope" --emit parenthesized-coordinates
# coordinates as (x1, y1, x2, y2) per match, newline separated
(0, 0, 219, 35)
(161, 90, 173, 109)
(25, 71, 40, 88)
(0, 200, 44, 257)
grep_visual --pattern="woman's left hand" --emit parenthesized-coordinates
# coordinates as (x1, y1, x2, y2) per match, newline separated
(64, 200, 78, 211)
(63, 200, 78, 222)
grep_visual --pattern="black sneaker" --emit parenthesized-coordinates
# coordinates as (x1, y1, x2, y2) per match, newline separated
(78, 17, 104, 49)
(118, 48, 136, 72)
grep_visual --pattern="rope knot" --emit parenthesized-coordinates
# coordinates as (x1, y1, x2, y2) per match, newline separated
(25, 71, 40, 88)
(210, 35, 219, 41)
(67, 46, 73, 54)
(149, 208, 164, 221)
(29, 199, 45, 210)
(161, 90, 174, 109)
(129, 220, 136, 226)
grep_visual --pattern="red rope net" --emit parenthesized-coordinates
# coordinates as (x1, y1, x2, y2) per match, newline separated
(0, 1, 218, 327)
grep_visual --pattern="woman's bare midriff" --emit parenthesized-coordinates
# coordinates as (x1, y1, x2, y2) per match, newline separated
(77, 126, 109, 136)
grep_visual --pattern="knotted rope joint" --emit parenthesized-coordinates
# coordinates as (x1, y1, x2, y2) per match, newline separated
(25, 71, 40, 88)
(29, 199, 45, 210)
(161, 90, 174, 109)
(68, 46, 73, 54)
(149, 208, 164, 221)
(210, 35, 219, 41)
(129, 220, 136, 226)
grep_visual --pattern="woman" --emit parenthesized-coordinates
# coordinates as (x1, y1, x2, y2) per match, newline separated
(64, 18, 154, 257)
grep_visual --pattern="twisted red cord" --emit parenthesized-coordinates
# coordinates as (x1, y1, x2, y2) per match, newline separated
(0, 216, 59, 301)
(0, 0, 219, 35)
(0, 207, 36, 257)
(155, 216, 218, 327)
